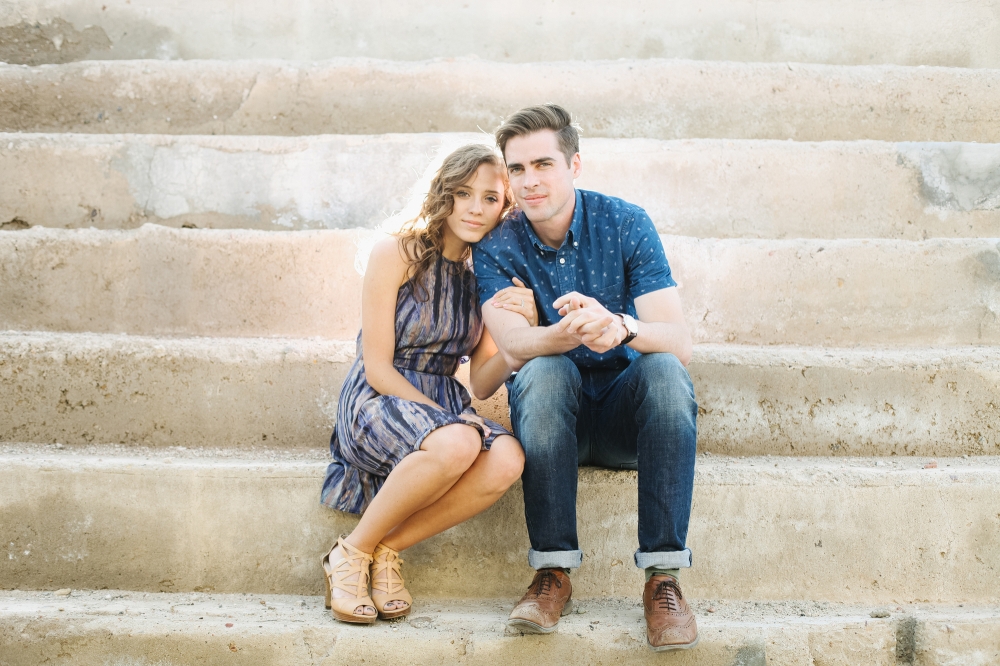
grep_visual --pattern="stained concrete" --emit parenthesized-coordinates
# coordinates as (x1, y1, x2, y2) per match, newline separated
(4, 133, 999, 239)
(1, 449, 999, 603)
(3, 0, 1000, 67)
(11, 593, 972, 666)
(3, 332, 1000, 457)
(897, 143, 1000, 213)
(0, 17, 111, 66)
(4, 59, 1000, 141)
(2, 226, 999, 346)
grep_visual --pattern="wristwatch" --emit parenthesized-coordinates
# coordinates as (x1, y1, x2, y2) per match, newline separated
(616, 313, 639, 346)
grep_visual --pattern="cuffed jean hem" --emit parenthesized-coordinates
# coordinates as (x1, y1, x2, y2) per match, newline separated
(528, 548, 584, 570)
(634, 548, 693, 570)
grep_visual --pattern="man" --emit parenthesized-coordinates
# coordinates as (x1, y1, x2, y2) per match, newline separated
(473, 104, 699, 651)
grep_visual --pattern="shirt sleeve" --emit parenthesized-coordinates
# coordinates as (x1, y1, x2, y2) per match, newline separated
(472, 238, 514, 306)
(623, 206, 676, 298)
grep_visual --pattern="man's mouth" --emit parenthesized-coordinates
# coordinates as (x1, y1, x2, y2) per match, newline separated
(523, 194, 546, 205)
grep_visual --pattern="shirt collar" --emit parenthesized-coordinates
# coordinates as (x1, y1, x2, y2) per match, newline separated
(523, 189, 583, 253)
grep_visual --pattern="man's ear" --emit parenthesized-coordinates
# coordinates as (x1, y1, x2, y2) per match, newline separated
(571, 152, 582, 179)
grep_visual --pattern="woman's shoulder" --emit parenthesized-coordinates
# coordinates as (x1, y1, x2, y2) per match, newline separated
(365, 236, 413, 286)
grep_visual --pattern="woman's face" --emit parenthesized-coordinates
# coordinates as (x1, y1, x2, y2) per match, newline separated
(441, 162, 506, 256)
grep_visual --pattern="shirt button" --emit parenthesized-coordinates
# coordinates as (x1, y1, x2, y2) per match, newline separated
(559, 258, 566, 264)
(573, 242, 578, 247)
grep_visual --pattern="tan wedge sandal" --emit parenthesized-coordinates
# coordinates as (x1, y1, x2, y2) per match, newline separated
(371, 542, 413, 620)
(322, 536, 377, 624)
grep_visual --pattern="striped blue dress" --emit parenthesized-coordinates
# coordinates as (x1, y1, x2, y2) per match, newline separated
(320, 253, 511, 515)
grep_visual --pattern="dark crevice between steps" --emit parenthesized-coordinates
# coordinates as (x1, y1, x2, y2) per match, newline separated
(896, 615, 918, 665)
(1, 217, 30, 230)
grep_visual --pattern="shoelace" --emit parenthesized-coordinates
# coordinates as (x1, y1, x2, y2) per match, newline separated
(529, 570, 562, 597)
(651, 578, 683, 612)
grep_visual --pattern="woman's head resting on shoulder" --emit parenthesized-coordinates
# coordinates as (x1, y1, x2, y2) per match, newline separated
(398, 144, 513, 279)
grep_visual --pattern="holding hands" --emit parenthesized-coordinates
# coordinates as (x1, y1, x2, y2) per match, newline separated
(553, 292, 624, 354)
(491, 277, 539, 327)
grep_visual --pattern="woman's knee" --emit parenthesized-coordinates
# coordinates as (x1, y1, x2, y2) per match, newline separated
(422, 423, 481, 474)
(488, 436, 525, 490)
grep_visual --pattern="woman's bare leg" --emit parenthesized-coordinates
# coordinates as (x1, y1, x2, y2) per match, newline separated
(329, 423, 481, 616)
(381, 435, 524, 552)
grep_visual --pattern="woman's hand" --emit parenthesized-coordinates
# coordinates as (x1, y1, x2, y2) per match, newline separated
(491, 277, 539, 327)
(458, 412, 491, 439)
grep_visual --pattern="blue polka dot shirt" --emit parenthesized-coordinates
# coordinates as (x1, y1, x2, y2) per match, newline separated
(473, 189, 676, 370)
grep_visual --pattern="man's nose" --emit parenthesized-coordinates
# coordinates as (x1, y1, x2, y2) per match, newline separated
(523, 168, 540, 189)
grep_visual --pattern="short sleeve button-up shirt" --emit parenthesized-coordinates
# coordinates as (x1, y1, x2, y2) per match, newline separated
(473, 189, 676, 371)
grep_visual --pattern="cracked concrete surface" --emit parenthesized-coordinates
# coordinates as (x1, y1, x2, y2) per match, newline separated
(13, 591, 993, 666)
(4, 134, 1000, 238)
(897, 143, 1000, 212)
(1, 450, 999, 603)
(2, 0, 1000, 66)
(3, 60, 1000, 141)
(2, 227, 999, 345)
(3, 332, 1000, 457)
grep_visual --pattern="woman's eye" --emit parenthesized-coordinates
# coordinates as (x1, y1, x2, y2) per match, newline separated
(456, 191, 469, 198)
(486, 196, 498, 204)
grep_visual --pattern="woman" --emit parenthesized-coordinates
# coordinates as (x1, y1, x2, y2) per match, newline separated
(319, 144, 534, 623)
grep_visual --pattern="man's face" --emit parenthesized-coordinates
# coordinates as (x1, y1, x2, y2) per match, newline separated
(503, 129, 581, 226)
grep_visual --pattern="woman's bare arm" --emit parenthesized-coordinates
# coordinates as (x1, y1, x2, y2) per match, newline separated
(361, 238, 443, 409)
(469, 278, 540, 399)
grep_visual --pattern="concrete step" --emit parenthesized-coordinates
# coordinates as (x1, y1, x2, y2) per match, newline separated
(7, 592, 995, 666)
(3, 59, 1000, 141)
(4, 133, 998, 239)
(2, 448, 998, 603)
(2, 226, 998, 346)
(4, 331, 1000, 457)
(3, 592, 997, 666)
(4, 0, 1000, 67)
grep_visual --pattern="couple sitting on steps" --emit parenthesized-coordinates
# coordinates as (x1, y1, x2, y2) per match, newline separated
(319, 104, 699, 652)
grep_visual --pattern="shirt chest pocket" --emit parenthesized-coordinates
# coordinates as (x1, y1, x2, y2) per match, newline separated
(589, 281, 626, 314)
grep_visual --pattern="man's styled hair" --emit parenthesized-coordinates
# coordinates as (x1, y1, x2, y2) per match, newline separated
(495, 104, 580, 166)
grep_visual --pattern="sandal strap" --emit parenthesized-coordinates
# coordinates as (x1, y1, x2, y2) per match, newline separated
(371, 543, 406, 596)
(327, 537, 374, 599)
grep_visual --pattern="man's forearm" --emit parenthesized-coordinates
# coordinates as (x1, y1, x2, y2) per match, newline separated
(498, 324, 580, 371)
(627, 320, 693, 366)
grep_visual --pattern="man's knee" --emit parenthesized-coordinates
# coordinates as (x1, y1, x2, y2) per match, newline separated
(631, 353, 697, 414)
(510, 355, 581, 407)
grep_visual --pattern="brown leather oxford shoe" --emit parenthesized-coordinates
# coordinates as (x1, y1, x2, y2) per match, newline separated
(643, 574, 699, 651)
(507, 568, 573, 634)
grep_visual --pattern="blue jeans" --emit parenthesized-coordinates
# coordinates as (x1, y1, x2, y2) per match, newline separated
(508, 353, 697, 571)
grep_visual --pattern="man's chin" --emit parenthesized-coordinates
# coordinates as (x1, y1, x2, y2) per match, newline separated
(519, 206, 552, 225)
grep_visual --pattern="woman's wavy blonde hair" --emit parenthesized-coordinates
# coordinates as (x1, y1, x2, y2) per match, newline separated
(396, 144, 513, 298)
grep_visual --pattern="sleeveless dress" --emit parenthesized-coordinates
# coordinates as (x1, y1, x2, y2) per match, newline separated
(320, 253, 512, 515)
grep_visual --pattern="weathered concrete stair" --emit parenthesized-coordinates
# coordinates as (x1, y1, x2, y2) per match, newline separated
(3, 331, 999, 457)
(3, 226, 999, 345)
(9, 591, 998, 666)
(3, 447, 999, 603)
(3, 591, 998, 666)
(4, 133, 999, 238)
(4, 60, 1000, 141)
(5, 0, 1000, 66)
